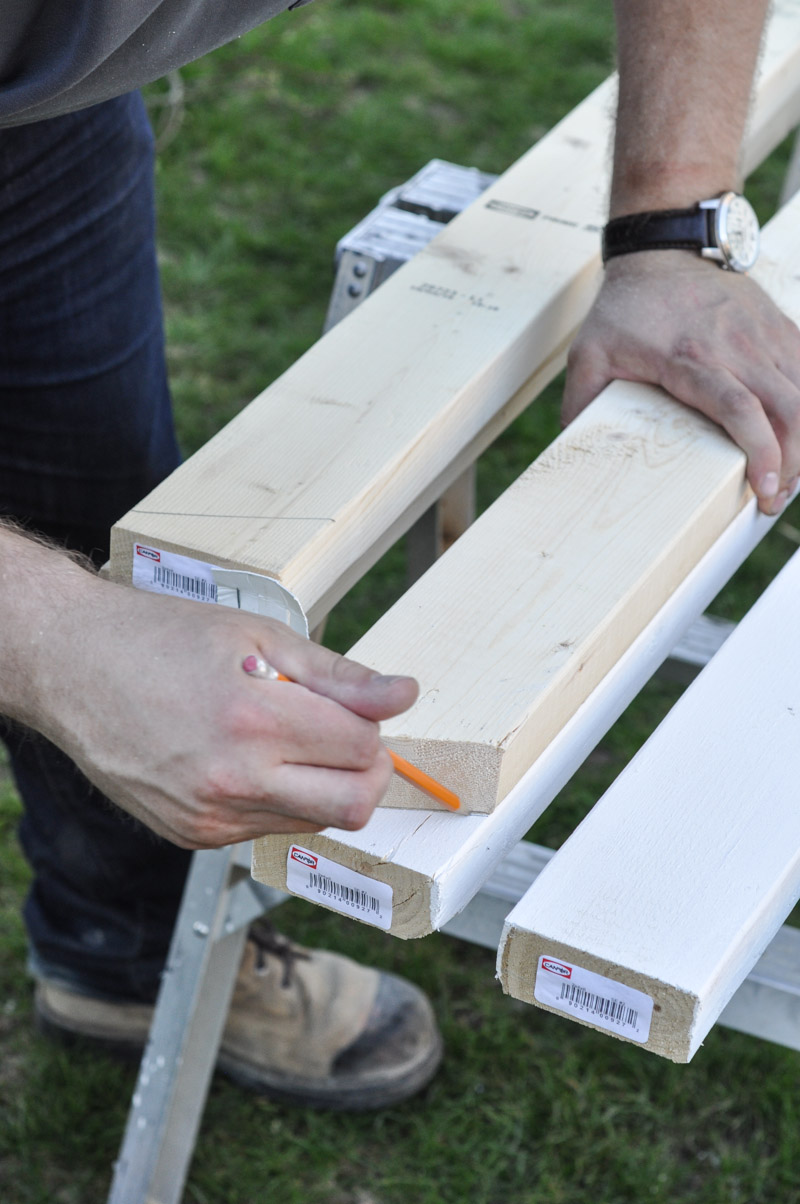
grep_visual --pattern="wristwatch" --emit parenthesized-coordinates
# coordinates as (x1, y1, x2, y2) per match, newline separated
(602, 191, 759, 273)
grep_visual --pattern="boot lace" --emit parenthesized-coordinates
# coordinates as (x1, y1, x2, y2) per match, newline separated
(249, 919, 311, 989)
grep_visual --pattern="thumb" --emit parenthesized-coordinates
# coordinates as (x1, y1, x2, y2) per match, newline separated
(257, 622, 419, 721)
(563, 341, 614, 426)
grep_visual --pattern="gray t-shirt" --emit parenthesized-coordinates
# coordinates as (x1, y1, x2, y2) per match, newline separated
(0, 0, 306, 127)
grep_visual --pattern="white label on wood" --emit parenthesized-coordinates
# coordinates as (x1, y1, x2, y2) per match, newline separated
(534, 955, 653, 1043)
(132, 544, 219, 603)
(286, 846, 393, 930)
(131, 544, 308, 634)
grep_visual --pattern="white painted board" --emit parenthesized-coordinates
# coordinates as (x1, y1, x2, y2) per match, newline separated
(498, 547, 800, 1062)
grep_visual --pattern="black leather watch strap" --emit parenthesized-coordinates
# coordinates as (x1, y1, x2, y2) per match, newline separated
(602, 206, 713, 263)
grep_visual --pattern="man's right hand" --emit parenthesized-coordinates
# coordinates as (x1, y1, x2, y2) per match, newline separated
(1, 526, 418, 848)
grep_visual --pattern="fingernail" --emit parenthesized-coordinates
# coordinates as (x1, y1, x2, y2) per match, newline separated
(770, 490, 790, 515)
(371, 674, 412, 687)
(760, 472, 780, 499)
(242, 655, 280, 680)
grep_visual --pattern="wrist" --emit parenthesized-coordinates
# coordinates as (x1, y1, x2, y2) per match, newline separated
(609, 169, 741, 222)
(602, 192, 759, 275)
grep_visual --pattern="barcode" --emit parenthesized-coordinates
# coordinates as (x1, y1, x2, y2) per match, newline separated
(153, 565, 218, 602)
(309, 872, 381, 914)
(559, 982, 639, 1030)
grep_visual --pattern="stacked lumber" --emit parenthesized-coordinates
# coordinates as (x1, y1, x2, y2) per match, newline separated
(252, 190, 800, 934)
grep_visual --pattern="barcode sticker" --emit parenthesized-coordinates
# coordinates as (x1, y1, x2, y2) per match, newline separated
(130, 545, 308, 635)
(534, 955, 653, 1043)
(286, 846, 392, 930)
(132, 545, 218, 603)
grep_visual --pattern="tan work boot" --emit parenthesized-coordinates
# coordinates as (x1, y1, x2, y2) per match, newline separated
(33, 921, 443, 1110)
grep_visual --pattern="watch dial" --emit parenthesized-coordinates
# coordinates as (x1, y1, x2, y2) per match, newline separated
(718, 194, 759, 272)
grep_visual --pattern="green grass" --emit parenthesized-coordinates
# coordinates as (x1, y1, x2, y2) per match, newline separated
(3, 1, 800, 1201)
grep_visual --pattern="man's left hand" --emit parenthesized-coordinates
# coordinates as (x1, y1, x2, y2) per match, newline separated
(563, 251, 800, 514)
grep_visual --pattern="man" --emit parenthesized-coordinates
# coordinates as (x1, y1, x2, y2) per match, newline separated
(1, 0, 798, 1109)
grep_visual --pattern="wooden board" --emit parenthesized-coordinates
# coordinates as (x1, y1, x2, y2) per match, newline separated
(251, 189, 800, 933)
(108, 79, 612, 622)
(109, 1, 800, 628)
(441, 838, 800, 1063)
(345, 382, 750, 814)
(497, 546, 800, 1063)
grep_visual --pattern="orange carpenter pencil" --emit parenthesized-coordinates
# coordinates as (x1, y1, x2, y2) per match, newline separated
(387, 751, 460, 811)
(242, 655, 461, 810)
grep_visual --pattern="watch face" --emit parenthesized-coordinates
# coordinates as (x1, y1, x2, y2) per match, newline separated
(716, 193, 759, 272)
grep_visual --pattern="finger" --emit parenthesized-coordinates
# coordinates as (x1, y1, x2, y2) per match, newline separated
(154, 751, 393, 847)
(234, 680, 385, 772)
(740, 366, 800, 491)
(165, 812, 326, 850)
(662, 359, 783, 510)
(254, 622, 419, 720)
(241, 752, 394, 833)
(562, 340, 615, 426)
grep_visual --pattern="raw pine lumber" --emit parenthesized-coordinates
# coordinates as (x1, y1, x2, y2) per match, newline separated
(252, 189, 800, 934)
(108, 3, 800, 627)
(109, 83, 612, 621)
(498, 546, 800, 1063)
(345, 380, 750, 816)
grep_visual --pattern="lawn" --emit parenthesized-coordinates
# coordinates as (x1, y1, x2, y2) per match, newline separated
(2, 1, 800, 1201)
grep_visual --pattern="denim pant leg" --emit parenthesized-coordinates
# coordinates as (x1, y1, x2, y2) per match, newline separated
(0, 93, 191, 1002)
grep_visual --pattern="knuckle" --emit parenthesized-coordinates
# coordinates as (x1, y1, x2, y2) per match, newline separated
(566, 339, 587, 369)
(328, 651, 371, 690)
(225, 697, 280, 743)
(566, 337, 599, 374)
(199, 761, 244, 805)
(335, 786, 377, 831)
(671, 335, 707, 365)
(717, 385, 758, 420)
(349, 723, 381, 770)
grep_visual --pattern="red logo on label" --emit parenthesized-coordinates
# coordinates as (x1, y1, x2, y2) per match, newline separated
(290, 847, 317, 869)
(135, 545, 161, 562)
(541, 959, 572, 979)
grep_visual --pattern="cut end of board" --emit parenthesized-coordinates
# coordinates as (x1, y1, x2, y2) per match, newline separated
(380, 738, 503, 813)
(498, 928, 701, 1063)
(251, 832, 438, 938)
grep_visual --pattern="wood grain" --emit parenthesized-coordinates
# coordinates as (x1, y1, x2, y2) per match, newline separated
(348, 382, 750, 814)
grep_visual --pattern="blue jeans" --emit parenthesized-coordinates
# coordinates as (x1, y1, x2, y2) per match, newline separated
(0, 93, 191, 1001)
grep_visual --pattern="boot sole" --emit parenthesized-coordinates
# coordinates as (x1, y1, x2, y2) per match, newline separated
(35, 994, 444, 1112)
(217, 1027, 444, 1111)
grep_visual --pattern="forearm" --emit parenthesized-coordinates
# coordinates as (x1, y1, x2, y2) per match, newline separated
(0, 519, 100, 734)
(0, 518, 418, 845)
(611, 0, 770, 215)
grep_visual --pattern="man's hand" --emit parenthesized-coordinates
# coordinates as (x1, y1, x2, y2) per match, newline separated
(0, 526, 418, 848)
(576, 2, 800, 512)
(563, 253, 800, 513)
